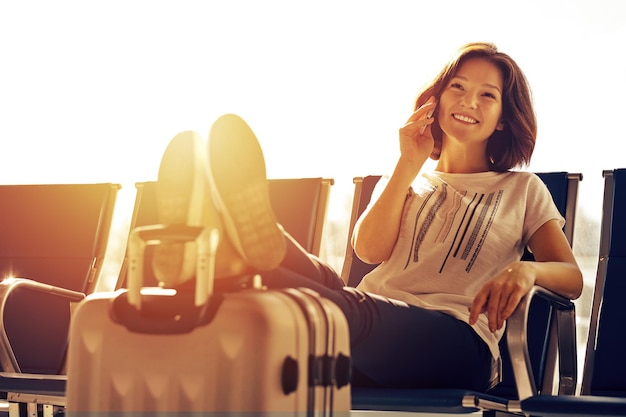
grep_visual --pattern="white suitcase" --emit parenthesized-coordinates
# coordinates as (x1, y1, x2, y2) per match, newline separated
(65, 225, 351, 416)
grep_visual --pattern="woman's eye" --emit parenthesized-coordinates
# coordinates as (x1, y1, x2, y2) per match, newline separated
(450, 82, 463, 90)
(482, 92, 497, 100)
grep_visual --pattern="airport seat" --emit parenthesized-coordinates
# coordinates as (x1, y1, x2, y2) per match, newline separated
(0, 183, 120, 415)
(342, 172, 581, 414)
(515, 168, 626, 416)
(116, 177, 334, 289)
(0, 177, 333, 416)
(268, 177, 334, 257)
(0, 183, 120, 294)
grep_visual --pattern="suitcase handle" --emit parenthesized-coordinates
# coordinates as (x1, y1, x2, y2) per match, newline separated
(128, 224, 219, 309)
(110, 289, 224, 334)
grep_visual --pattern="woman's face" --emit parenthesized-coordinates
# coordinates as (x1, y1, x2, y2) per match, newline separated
(437, 57, 504, 147)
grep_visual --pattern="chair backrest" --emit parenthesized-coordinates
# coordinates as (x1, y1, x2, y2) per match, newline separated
(340, 175, 382, 287)
(116, 178, 333, 289)
(340, 172, 581, 398)
(0, 183, 120, 374)
(581, 168, 626, 397)
(268, 177, 334, 257)
(0, 183, 120, 293)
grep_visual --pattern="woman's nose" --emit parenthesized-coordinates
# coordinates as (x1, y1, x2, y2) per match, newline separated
(459, 93, 478, 109)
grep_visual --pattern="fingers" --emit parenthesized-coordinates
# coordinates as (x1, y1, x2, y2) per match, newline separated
(469, 282, 528, 332)
(469, 287, 505, 332)
(402, 114, 434, 133)
(487, 290, 505, 332)
(397, 95, 439, 166)
(470, 264, 536, 332)
(499, 290, 524, 324)
(419, 109, 435, 135)
(468, 290, 488, 325)
(402, 106, 436, 139)
(406, 96, 438, 124)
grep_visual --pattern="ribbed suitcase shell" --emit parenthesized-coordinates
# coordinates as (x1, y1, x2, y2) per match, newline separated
(66, 287, 318, 414)
(279, 288, 351, 415)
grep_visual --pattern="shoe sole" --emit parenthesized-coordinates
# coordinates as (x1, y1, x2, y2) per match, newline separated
(157, 131, 208, 227)
(153, 131, 209, 285)
(208, 114, 286, 271)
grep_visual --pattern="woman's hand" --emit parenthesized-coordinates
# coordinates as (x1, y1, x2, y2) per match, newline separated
(468, 261, 536, 332)
(468, 220, 582, 332)
(398, 96, 437, 169)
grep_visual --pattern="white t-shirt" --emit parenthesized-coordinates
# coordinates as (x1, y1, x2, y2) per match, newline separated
(357, 170, 564, 384)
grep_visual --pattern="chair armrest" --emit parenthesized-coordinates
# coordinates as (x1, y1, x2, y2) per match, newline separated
(506, 285, 577, 400)
(0, 371, 66, 411)
(0, 278, 85, 373)
(0, 371, 66, 397)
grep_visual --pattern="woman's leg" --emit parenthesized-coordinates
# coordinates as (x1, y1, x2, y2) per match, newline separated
(207, 115, 493, 390)
(256, 242, 493, 391)
(347, 299, 493, 390)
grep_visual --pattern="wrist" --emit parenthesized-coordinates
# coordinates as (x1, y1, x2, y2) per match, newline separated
(395, 155, 427, 179)
(508, 261, 538, 287)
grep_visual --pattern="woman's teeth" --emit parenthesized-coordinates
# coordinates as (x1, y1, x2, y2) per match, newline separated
(453, 114, 478, 124)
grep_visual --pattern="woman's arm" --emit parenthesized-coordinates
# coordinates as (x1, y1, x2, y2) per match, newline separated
(525, 219, 583, 299)
(351, 161, 419, 264)
(352, 98, 437, 264)
(468, 219, 583, 332)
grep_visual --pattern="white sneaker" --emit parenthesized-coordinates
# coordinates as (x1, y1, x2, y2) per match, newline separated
(152, 131, 220, 286)
(207, 114, 286, 271)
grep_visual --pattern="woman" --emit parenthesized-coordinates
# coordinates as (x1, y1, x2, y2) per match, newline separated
(153, 42, 583, 392)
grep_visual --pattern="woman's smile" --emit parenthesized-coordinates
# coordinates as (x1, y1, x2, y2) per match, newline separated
(452, 113, 479, 124)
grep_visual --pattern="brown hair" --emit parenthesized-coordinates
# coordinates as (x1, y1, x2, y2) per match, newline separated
(416, 42, 536, 171)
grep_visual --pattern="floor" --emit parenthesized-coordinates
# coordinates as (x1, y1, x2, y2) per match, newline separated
(352, 413, 481, 416)
(0, 400, 484, 416)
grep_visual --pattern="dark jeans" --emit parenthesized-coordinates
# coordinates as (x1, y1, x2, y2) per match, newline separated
(215, 233, 494, 391)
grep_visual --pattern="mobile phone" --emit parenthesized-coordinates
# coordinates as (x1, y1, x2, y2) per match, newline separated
(419, 107, 435, 135)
